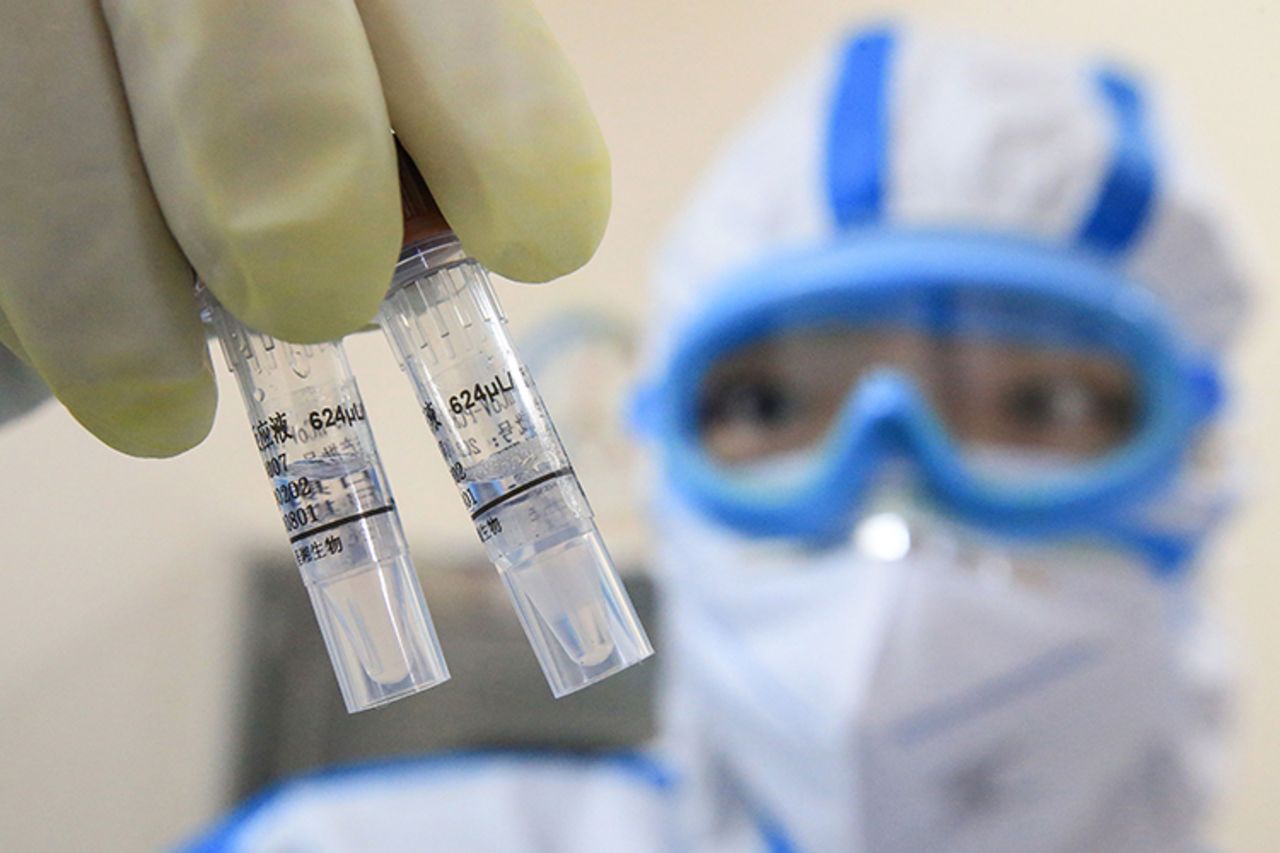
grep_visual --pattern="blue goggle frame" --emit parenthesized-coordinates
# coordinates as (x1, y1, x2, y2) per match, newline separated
(633, 231, 1222, 544)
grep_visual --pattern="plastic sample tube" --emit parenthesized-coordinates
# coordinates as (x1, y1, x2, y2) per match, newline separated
(378, 149, 653, 697)
(201, 286, 449, 712)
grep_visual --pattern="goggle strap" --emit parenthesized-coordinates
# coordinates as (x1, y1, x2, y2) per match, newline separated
(1186, 360, 1225, 422)
(627, 380, 664, 437)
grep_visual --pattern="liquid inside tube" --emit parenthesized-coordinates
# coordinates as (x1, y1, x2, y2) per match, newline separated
(505, 528, 622, 668)
(310, 557, 426, 689)
(280, 456, 416, 688)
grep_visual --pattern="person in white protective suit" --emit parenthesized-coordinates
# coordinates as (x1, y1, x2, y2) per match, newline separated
(185, 23, 1251, 853)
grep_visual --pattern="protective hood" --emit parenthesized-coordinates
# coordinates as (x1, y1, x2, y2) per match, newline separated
(645, 25, 1249, 375)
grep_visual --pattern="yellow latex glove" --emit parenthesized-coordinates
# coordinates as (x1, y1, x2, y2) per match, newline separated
(0, 0, 609, 457)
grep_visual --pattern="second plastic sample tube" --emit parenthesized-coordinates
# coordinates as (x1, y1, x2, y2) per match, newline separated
(201, 286, 450, 712)
(378, 153, 652, 696)
(380, 236, 652, 696)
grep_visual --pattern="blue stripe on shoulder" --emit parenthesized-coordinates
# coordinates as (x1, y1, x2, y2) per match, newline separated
(1076, 68, 1158, 256)
(176, 749, 674, 853)
(826, 26, 895, 228)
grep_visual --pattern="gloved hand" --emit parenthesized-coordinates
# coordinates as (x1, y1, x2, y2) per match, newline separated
(0, 0, 609, 457)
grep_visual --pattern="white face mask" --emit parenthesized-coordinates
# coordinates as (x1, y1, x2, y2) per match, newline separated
(655, 494, 1223, 852)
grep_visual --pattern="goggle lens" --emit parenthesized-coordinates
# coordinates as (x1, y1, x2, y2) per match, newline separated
(695, 297, 1143, 488)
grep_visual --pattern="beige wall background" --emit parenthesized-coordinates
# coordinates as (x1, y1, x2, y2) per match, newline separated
(0, 1, 1276, 850)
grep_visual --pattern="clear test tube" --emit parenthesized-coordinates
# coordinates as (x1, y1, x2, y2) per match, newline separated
(200, 286, 449, 712)
(378, 150, 652, 697)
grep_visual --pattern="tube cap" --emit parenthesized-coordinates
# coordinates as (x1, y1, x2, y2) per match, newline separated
(306, 555, 450, 712)
(500, 525, 653, 697)
(395, 138, 452, 248)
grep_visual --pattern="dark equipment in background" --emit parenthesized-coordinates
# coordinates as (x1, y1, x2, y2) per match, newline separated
(227, 553, 659, 802)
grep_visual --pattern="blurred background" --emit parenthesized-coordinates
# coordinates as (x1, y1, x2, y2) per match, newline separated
(1, 0, 1277, 849)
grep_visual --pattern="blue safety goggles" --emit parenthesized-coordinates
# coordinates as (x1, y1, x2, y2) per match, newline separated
(633, 231, 1222, 543)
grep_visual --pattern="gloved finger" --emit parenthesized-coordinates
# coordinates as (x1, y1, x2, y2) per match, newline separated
(0, 305, 51, 423)
(101, 0, 403, 343)
(0, 307, 33, 366)
(0, 305, 52, 423)
(0, 341, 50, 427)
(355, 0, 611, 283)
(0, 0, 216, 457)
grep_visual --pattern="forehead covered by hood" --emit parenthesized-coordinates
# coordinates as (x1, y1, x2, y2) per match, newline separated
(646, 25, 1249, 373)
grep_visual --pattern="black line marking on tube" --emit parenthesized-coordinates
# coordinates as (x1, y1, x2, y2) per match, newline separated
(288, 503, 397, 543)
(469, 467, 574, 520)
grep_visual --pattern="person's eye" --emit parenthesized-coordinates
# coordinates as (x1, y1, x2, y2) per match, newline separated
(1093, 387, 1138, 435)
(697, 377, 797, 432)
(1001, 379, 1062, 431)
(1000, 376, 1137, 436)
